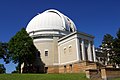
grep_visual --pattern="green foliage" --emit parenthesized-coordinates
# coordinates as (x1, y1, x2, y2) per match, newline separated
(117, 28, 120, 39)
(102, 34, 113, 48)
(11, 70, 19, 73)
(112, 28, 120, 64)
(0, 64, 6, 73)
(8, 28, 38, 72)
(0, 73, 88, 80)
(99, 28, 120, 65)
(0, 42, 9, 63)
(100, 34, 114, 64)
(112, 78, 120, 80)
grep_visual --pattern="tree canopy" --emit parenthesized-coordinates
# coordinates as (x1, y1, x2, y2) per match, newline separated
(99, 34, 114, 65)
(101, 34, 113, 48)
(0, 64, 6, 73)
(0, 42, 9, 63)
(8, 28, 38, 72)
(112, 28, 120, 64)
(98, 28, 120, 66)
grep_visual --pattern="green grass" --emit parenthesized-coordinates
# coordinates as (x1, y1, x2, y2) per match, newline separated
(0, 73, 88, 80)
(112, 78, 120, 80)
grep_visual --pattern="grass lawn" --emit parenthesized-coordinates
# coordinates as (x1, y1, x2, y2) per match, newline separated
(0, 73, 88, 80)
(112, 78, 120, 80)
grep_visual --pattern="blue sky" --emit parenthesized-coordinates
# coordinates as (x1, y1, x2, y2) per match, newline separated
(0, 0, 120, 73)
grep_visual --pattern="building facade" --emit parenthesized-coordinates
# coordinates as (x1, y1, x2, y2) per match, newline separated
(26, 9, 97, 73)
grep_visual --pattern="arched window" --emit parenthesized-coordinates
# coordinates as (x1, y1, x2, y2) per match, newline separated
(64, 47, 66, 54)
(69, 45, 72, 53)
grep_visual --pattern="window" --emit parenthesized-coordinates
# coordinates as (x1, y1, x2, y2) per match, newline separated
(69, 64, 72, 73)
(64, 65, 66, 73)
(64, 48, 66, 54)
(45, 67, 48, 73)
(45, 51, 48, 56)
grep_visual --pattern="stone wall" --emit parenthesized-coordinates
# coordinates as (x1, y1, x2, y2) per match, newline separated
(47, 61, 97, 73)
(86, 69, 101, 80)
(86, 68, 120, 80)
(101, 68, 120, 80)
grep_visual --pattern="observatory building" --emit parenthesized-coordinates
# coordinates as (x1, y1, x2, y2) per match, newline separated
(26, 9, 96, 73)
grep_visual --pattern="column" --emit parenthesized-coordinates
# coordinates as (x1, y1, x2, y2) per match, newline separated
(81, 39, 85, 61)
(76, 38, 81, 61)
(88, 41, 92, 61)
(92, 44, 96, 62)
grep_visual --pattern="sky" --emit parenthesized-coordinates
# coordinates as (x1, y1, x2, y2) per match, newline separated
(0, 0, 120, 73)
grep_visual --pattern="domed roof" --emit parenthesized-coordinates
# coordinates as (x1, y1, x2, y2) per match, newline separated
(26, 9, 76, 34)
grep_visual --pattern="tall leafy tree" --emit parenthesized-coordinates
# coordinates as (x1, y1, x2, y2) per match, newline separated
(0, 64, 6, 73)
(102, 34, 113, 48)
(0, 42, 8, 73)
(0, 42, 9, 63)
(100, 34, 114, 65)
(113, 28, 120, 65)
(8, 28, 38, 73)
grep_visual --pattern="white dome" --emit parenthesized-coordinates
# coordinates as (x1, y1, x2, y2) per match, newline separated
(26, 9, 76, 34)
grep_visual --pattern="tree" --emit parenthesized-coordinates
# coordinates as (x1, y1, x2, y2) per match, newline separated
(8, 28, 38, 73)
(113, 28, 120, 65)
(97, 28, 120, 68)
(0, 42, 9, 73)
(0, 42, 9, 63)
(101, 34, 113, 48)
(100, 34, 114, 65)
(0, 64, 6, 73)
